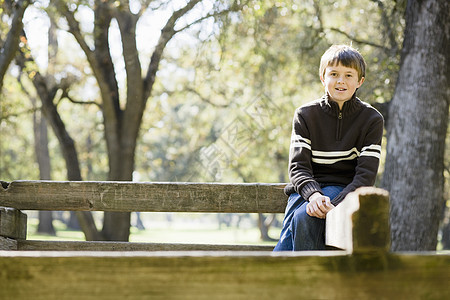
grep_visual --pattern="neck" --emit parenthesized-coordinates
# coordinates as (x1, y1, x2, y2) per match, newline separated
(327, 93, 356, 110)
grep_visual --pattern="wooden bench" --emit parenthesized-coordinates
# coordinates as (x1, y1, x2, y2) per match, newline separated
(1, 181, 449, 299)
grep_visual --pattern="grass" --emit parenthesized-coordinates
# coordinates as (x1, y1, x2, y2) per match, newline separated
(26, 212, 281, 246)
(24, 215, 450, 252)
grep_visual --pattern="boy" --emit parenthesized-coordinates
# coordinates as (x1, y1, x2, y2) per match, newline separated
(273, 45, 384, 251)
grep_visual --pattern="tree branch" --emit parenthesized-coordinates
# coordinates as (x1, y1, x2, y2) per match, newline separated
(370, 0, 401, 54)
(185, 87, 230, 108)
(0, 0, 30, 92)
(55, 0, 121, 154)
(143, 0, 203, 100)
(327, 27, 389, 51)
(142, 0, 244, 101)
(60, 91, 102, 108)
(174, 8, 236, 34)
(54, 1, 96, 66)
(55, 0, 119, 109)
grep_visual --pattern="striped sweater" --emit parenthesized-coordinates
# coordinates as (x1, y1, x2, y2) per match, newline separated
(284, 94, 384, 206)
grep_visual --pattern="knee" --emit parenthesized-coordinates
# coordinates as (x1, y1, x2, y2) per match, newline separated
(292, 207, 310, 225)
(292, 207, 322, 228)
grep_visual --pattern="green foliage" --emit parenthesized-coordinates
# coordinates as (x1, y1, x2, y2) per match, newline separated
(2, 0, 405, 185)
(134, 0, 403, 184)
(0, 75, 39, 180)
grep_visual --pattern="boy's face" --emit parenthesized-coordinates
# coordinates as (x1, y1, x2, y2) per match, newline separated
(320, 63, 364, 107)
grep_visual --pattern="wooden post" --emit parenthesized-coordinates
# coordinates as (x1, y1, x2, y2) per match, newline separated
(351, 187, 390, 252)
(326, 187, 390, 252)
(0, 207, 27, 240)
(0, 207, 27, 250)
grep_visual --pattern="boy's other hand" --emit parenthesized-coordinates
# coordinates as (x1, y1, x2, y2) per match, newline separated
(307, 192, 335, 219)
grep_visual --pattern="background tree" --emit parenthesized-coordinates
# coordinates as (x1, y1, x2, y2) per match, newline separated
(0, 0, 29, 92)
(381, 0, 449, 251)
(163, 0, 404, 239)
(14, 18, 104, 239)
(2, 0, 448, 247)
(49, 0, 242, 240)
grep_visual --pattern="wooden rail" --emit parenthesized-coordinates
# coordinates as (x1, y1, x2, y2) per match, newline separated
(0, 180, 286, 212)
(1, 181, 449, 299)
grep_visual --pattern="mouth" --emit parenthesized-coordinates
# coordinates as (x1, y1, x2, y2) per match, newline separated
(335, 88, 347, 91)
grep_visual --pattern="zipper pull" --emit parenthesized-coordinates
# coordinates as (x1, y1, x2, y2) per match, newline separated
(338, 112, 343, 119)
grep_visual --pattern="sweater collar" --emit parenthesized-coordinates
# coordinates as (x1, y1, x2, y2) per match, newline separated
(320, 93, 362, 117)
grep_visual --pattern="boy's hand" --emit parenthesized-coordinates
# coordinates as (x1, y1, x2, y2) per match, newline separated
(307, 192, 335, 219)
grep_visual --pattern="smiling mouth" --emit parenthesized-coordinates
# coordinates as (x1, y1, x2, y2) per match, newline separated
(336, 88, 347, 91)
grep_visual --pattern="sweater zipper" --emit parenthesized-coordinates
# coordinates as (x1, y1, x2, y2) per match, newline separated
(336, 111, 343, 141)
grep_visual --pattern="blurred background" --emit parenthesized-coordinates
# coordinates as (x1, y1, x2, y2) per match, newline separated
(1, 0, 448, 250)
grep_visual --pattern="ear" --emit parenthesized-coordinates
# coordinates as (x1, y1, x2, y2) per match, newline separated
(357, 77, 365, 88)
(320, 75, 325, 86)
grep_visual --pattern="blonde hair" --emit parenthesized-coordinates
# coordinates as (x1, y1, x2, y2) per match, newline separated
(319, 45, 366, 81)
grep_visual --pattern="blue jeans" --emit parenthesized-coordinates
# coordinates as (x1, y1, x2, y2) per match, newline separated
(273, 185, 344, 251)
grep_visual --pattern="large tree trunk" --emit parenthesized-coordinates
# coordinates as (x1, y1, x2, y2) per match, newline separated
(382, 0, 450, 251)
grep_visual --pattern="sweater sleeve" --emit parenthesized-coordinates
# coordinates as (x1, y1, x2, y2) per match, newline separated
(288, 108, 323, 200)
(330, 113, 384, 206)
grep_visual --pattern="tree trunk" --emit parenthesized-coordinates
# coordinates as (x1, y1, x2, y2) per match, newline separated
(442, 207, 450, 249)
(381, 0, 450, 251)
(32, 108, 55, 235)
(258, 214, 277, 242)
(15, 27, 103, 241)
(55, 0, 236, 241)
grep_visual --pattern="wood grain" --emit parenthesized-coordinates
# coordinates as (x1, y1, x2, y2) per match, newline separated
(0, 236, 17, 250)
(0, 181, 287, 213)
(0, 207, 27, 239)
(17, 240, 274, 251)
(0, 251, 448, 299)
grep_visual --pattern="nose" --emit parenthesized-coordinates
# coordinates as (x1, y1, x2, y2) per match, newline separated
(337, 76, 345, 83)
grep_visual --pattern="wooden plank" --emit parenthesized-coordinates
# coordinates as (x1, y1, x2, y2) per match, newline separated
(0, 207, 27, 239)
(0, 251, 448, 299)
(0, 181, 287, 213)
(325, 187, 389, 252)
(352, 187, 390, 252)
(18, 240, 274, 251)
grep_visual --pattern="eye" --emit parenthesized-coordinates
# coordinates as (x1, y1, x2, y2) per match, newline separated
(330, 72, 337, 77)
(346, 74, 353, 78)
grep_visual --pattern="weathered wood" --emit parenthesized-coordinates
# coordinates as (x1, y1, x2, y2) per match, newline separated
(18, 240, 274, 251)
(1, 181, 449, 299)
(0, 207, 27, 239)
(326, 187, 389, 252)
(0, 251, 448, 299)
(0, 236, 17, 250)
(352, 187, 390, 252)
(0, 181, 287, 213)
(1, 182, 389, 252)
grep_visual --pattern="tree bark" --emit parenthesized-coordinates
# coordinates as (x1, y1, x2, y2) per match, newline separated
(15, 28, 103, 241)
(442, 206, 450, 249)
(382, 0, 450, 251)
(258, 213, 277, 241)
(33, 109, 55, 235)
(54, 0, 240, 241)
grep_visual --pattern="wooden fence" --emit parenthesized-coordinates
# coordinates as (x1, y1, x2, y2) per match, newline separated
(0, 181, 449, 299)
